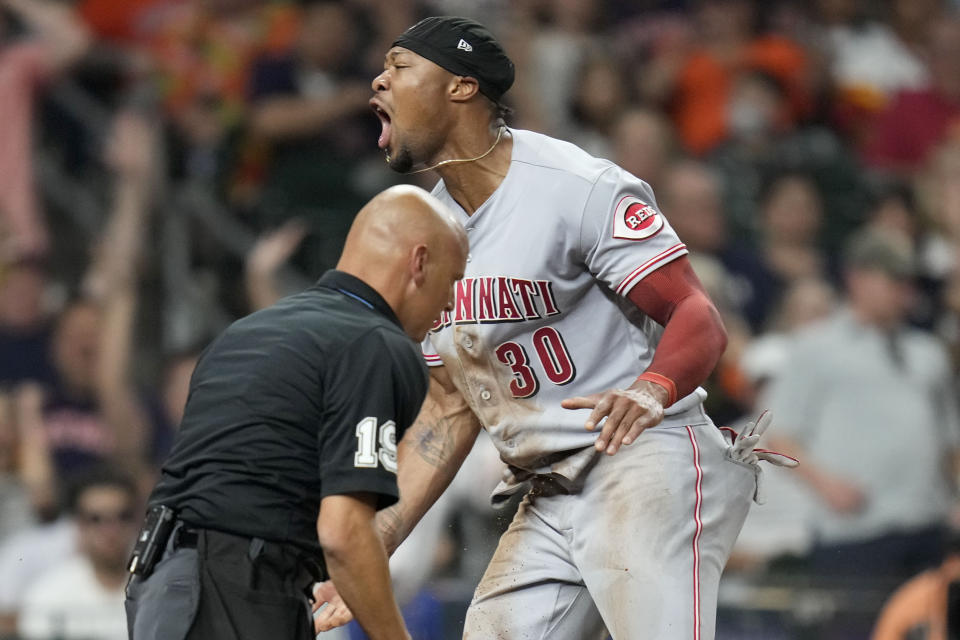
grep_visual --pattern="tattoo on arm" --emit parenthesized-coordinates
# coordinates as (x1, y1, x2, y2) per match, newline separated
(377, 503, 402, 545)
(411, 408, 458, 468)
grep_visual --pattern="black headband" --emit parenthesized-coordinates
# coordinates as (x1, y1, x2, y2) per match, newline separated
(393, 16, 515, 102)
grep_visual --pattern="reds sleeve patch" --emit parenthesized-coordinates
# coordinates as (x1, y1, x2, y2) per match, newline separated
(613, 196, 664, 241)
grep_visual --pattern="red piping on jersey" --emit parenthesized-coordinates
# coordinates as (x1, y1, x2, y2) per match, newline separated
(754, 448, 799, 464)
(686, 426, 703, 640)
(615, 242, 687, 296)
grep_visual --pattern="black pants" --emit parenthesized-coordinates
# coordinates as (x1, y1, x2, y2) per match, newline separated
(810, 525, 946, 582)
(125, 526, 318, 640)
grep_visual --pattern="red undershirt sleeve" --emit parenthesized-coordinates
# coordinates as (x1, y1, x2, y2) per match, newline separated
(626, 256, 727, 407)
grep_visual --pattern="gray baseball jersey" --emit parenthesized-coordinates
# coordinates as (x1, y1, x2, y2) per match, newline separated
(423, 129, 757, 640)
(423, 128, 709, 479)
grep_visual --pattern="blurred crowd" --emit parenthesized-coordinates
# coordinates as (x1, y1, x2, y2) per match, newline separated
(1, 0, 960, 638)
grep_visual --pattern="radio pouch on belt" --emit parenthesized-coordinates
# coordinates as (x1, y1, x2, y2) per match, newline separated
(128, 505, 177, 578)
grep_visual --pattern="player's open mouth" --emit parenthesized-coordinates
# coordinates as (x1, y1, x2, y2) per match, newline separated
(371, 101, 392, 150)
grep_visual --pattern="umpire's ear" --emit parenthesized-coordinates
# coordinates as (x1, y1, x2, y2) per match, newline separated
(410, 244, 429, 287)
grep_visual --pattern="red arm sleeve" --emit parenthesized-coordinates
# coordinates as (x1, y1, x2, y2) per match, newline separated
(626, 256, 727, 406)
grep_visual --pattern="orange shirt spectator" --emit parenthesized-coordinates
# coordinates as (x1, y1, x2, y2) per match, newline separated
(76, 0, 163, 44)
(143, 1, 299, 130)
(672, 35, 809, 155)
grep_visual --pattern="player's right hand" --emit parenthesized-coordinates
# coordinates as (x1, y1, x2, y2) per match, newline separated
(561, 380, 667, 455)
(312, 580, 354, 632)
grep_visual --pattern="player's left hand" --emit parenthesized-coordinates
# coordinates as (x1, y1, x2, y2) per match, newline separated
(312, 580, 354, 632)
(561, 380, 667, 455)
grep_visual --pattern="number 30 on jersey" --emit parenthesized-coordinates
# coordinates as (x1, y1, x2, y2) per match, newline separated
(495, 327, 576, 398)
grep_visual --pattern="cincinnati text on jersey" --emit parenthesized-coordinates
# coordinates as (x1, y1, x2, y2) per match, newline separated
(430, 276, 562, 331)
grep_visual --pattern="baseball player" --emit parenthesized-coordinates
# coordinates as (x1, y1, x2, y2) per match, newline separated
(314, 16, 795, 640)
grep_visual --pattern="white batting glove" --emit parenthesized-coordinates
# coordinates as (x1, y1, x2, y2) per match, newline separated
(730, 411, 799, 468)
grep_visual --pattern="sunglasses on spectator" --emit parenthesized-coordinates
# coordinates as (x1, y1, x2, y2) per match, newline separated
(77, 509, 136, 526)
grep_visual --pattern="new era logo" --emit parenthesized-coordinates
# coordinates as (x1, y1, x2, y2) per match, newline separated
(457, 38, 473, 52)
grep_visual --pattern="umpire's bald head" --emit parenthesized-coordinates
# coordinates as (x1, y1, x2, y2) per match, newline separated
(337, 185, 467, 341)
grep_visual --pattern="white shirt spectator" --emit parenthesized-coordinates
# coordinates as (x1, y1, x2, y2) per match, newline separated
(0, 476, 35, 545)
(767, 309, 960, 545)
(0, 518, 75, 616)
(826, 23, 929, 100)
(18, 554, 126, 640)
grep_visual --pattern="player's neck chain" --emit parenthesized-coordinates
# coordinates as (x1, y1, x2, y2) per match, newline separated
(397, 126, 505, 175)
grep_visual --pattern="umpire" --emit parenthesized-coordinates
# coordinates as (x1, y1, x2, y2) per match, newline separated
(125, 185, 468, 640)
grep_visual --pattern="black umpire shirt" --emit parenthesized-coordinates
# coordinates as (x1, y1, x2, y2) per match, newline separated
(149, 270, 429, 554)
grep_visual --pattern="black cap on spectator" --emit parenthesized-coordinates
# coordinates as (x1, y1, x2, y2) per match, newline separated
(393, 16, 515, 102)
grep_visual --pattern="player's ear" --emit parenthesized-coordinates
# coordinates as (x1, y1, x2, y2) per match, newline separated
(410, 244, 429, 286)
(449, 76, 480, 103)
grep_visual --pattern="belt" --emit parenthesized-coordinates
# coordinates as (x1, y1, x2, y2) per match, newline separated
(170, 524, 327, 584)
(173, 523, 199, 549)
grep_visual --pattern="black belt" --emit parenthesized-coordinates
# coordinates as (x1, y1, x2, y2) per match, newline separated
(173, 524, 199, 549)
(171, 524, 327, 585)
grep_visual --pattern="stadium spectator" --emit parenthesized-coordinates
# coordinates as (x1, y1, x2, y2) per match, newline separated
(244, 218, 308, 311)
(864, 180, 920, 245)
(247, 0, 373, 278)
(611, 107, 677, 192)
(9, 383, 57, 520)
(756, 173, 826, 286)
(563, 53, 630, 158)
(728, 276, 839, 570)
(864, 16, 960, 174)
(665, 0, 810, 155)
(0, 499, 76, 636)
(709, 69, 867, 250)
(658, 159, 776, 332)
(24, 112, 170, 492)
(76, 0, 162, 45)
(0, 256, 57, 387)
(766, 229, 960, 588)
(917, 141, 960, 283)
(0, 0, 90, 262)
(17, 467, 138, 640)
(816, 0, 933, 143)
(858, 179, 949, 330)
(139, 0, 298, 192)
(658, 160, 730, 259)
(0, 390, 35, 544)
(872, 528, 960, 640)
(506, 0, 606, 134)
(940, 267, 960, 373)
(158, 351, 200, 432)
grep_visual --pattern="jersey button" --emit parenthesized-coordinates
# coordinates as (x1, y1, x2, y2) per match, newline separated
(463, 336, 473, 348)
(467, 253, 472, 262)
(479, 388, 492, 401)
